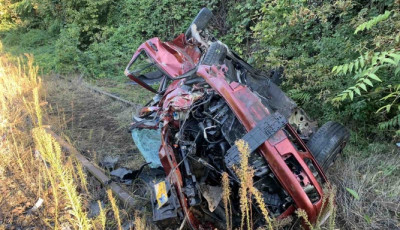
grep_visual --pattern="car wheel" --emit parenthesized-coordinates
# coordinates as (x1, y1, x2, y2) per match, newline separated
(307, 121, 350, 171)
(202, 42, 227, 65)
(185, 8, 213, 39)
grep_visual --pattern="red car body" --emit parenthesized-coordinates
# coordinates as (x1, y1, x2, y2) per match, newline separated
(125, 33, 328, 229)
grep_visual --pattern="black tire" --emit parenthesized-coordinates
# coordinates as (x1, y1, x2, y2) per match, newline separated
(224, 59, 237, 82)
(307, 121, 350, 171)
(202, 42, 227, 65)
(185, 8, 214, 39)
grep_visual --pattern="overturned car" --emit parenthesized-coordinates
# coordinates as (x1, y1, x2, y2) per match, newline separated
(125, 8, 349, 229)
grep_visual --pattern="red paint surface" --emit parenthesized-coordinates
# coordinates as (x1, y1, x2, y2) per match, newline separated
(127, 35, 328, 228)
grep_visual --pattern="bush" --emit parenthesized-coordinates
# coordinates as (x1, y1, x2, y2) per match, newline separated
(1, 0, 399, 139)
(252, 1, 400, 137)
(55, 24, 81, 73)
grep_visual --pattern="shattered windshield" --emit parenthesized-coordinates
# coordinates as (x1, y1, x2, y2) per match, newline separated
(128, 51, 164, 80)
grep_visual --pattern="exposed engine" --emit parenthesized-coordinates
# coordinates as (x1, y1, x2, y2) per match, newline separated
(125, 7, 350, 229)
(164, 86, 295, 227)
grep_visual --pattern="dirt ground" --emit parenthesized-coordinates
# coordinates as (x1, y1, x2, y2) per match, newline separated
(46, 76, 145, 170)
(45, 76, 157, 228)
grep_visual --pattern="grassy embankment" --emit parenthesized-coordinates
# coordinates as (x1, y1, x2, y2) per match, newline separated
(0, 51, 151, 229)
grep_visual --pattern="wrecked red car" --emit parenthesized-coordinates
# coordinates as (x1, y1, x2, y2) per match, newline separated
(125, 8, 349, 229)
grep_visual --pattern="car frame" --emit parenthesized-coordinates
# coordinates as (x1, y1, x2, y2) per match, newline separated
(125, 8, 349, 229)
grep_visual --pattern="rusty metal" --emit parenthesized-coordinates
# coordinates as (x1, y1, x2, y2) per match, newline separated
(45, 128, 136, 208)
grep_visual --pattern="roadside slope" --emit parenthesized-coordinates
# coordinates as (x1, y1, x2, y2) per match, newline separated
(46, 77, 145, 169)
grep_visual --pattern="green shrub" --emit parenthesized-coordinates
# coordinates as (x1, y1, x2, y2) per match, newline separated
(55, 24, 81, 73)
(1, 0, 400, 139)
(19, 29, 52, 48)
(252, 0, 400, 137)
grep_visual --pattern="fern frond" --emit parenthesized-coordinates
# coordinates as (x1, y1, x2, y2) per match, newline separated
(376, 84, 400, 132)
(332, 50, 400, 102)
(355, 11, 391, 34)
(332, 52, 369, 75)
(378, 114, 400, 130)
(288, 89, 311, 103)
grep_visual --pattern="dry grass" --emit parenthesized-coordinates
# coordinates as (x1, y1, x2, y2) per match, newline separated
(45, 76, 144, 170)
(107, 189, 122, 230)
(330, 143, 400, 230)
(134, 211, 147, 230)
(222, 172, 232, 230)
(0, 53, 92, 228)
(295, 185, 337, 230)
(94, 200, 107, 230)
(234, 139, 273, 230)
(0, 52, 147, 230)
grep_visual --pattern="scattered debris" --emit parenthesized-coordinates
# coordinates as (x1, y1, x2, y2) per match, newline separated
(27, 198, 43, 214)
(100, 155, 120, 171)
(200, 184, 222, 212)
(110, 162, 151, 184)
(88, 200, 105, 218)
(110, 168, 133, 184)
(45, 129, 137, 208)
(138, 167, 165, 184)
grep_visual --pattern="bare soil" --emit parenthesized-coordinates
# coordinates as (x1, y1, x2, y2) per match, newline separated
(45, 76, 155, 227)
(46, 76, 145, 170)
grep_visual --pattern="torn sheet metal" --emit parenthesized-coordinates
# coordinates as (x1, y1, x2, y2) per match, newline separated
(200, 184, 222, 212)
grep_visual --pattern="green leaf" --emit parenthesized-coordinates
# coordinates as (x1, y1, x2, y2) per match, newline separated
(377, 105, 391, 113)
(382, 58, 396, 65)
(364, 215, 371, 224)
(386, 104, 392, 113)
(354, 60, 359, 71)
(388, 53, 400, 62)
(395, 66, 400, 76)
(359, 83, 367, 91)
(360, 56, 365, 68)
(343, 64, 348, 74)
(349, 62, 354, 73)
(381, 93, 396, 101)
(349, 91, 354, 100)
(363, 78, 373, 86)
(345, 187, 360, 200)
(332, 66, 337, 73)
(355, 11, 391, 33)
(354, 87, 361, 95)
(336, 65, 343, 74)
(368, 73, 382, 82)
